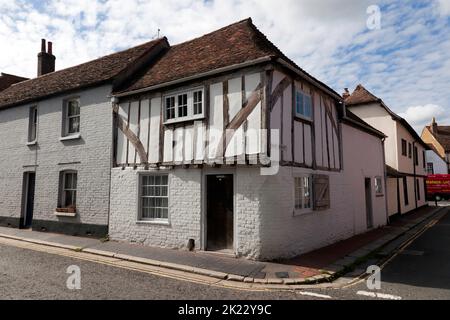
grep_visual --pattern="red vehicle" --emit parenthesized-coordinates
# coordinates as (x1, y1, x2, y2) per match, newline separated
(426, 174, 450, 201)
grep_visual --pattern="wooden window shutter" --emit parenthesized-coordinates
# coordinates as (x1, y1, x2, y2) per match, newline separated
(313, 174, 330, 211)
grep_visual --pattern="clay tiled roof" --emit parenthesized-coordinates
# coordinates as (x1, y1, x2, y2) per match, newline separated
(116, 18, 341, 99)
(427, 125, 450, 151)
(0, 73, 28, 92)
(0, 38, 167, 110)
(118, 19, 283, 93)
(344, 84, 380, 106)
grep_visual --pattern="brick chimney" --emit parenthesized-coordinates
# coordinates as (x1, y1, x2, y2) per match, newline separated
(343, 88, 350, 100)
(37, 39, 55, 76)
(431, 117, 438, 134)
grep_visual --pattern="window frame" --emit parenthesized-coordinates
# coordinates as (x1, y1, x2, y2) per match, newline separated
(403, 176, 409, 206)
(59, 170, 78, 209)
(414, 146, 419, 165)
(62, 98, 81, 137)
(401, 139, 407, 156)
(374, 176, 384, 196)
(293, 175, 313, 215)
(427, 162, 434, 174)
(28, 105, 38, 143)
(422, 151, 426, 169)
(137, 173, 170, 223)
(294, 90, 313, 121)
(163, 87, 205, 124)
(408, 142, 412, 159)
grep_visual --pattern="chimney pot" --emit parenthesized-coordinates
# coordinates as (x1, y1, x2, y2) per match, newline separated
(431, 117, 438, 134)
(41, 39, 46, 53)
(48, 41, 53, 55)
(343, 88, 350, 99)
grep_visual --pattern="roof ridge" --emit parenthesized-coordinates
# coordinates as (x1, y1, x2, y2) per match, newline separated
(169, 18, 252, 48)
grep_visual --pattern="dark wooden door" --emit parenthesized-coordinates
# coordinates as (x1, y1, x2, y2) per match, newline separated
(206, 175, 234, 251)
(22, 172, 36, 229)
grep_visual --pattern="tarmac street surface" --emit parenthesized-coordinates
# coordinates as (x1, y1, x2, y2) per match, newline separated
(0, 206, 449, 300)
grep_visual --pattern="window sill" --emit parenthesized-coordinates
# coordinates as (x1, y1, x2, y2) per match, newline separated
(294, 114, 313, 123)
(26, 140, 37, 146)
(293, 209, 314, 217)
(60, 133, 81, 141)
(376, 194, 384, 197)
(54, 211, 77, 217)
(136, 220, 170, 226)
(164, 115, 205, 125)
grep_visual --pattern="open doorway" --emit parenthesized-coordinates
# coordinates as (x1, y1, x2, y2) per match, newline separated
(21, 172, 36, 229)
(206, 174, 234, 251)
(365, 177, 373, 229)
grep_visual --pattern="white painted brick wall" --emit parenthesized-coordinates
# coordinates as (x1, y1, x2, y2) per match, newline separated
(109, 168, 202, 249)
(0, 85, 112, 227)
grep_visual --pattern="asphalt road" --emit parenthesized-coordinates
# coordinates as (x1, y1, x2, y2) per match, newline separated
(0, 207, 449, 300)
(320, 207, 450, 300)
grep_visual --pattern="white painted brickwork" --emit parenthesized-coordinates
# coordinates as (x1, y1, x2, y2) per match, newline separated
(0, 85, 112, 227)
(109, 168, 202, 249)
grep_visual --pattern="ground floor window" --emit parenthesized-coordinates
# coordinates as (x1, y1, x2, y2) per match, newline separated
(375, 176, 383, 196)
(294, 176, 312, 211)
(139, 174, 169, 221)
(403, 177, 409, 206)
(60, 171, 77, 209)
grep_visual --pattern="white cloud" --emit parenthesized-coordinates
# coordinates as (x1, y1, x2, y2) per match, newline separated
(399, 104, 450, 133)
(0, 0, 449, 134)
(437, 0, 450, 16)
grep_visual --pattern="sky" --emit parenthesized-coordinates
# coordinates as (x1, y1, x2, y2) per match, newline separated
(0, 0, 449, 133)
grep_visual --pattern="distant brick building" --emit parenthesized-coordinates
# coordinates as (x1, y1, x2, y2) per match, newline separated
(421, 118, 450, 173)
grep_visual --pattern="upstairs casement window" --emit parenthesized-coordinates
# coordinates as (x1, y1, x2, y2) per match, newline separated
(422, 151, 426, 169)
(193, 90, 203, 115)
(408, 142, 412, 159)
(414, 146, 419, 165)
(62, 98, 80, 137)
(164, 88, 205, 124)
(401, 139, 407, 156)
(28, 106, 38, 143)
(295, 90, 313, 120)
(427, 162, 434, 174)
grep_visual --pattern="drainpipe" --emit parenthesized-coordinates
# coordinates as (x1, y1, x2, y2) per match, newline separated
(413, 141, 418, 209)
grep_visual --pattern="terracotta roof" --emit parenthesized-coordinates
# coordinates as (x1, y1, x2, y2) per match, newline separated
(427, 125, 450, 151)
(0, 73, 28, 92)
(344, 84, 380, 106)
(343, 109, 386, 138)
(0, 38, 167, 110)
(116, 18, 341, 99)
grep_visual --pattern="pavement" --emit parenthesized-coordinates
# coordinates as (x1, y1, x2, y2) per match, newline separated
(0, 204, 446, 288)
